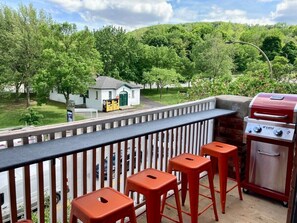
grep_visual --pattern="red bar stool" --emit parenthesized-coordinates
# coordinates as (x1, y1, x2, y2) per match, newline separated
(123, 168, 183, 223)
(166, 153, 218, 223)
(200, 141, 243, 214)
(70, 187, 137, 223)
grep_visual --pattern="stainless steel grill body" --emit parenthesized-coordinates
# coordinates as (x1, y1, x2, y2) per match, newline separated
(243, 93, 297, 203)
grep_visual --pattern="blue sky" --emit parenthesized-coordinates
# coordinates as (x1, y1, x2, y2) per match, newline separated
(2, 0, 297, 30)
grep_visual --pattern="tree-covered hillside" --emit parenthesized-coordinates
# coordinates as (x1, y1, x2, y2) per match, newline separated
(1, 4, 297, 107)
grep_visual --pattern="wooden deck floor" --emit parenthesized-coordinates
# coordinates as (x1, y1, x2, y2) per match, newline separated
(136, 176, 287, 223)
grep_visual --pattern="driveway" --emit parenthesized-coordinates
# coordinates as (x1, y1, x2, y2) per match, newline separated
(95, 96, 164, 118)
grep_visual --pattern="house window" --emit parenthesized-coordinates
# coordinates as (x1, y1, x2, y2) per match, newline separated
(132, 90, 135, 98)
(96, 91, 99, 99)
(109, 91, 112, 99)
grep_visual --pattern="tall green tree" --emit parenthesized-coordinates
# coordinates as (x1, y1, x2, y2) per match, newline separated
(262, 36, 282, 61)
(34, 23, 102, 106)
(149, 46, 180, 70)
(143, 67, 183, 99)
(272, 56, 293, 80)
(0, 4, 50, 104)
(94, 26, 139, 82)
(16, 4, 50, 106)
(191, 34, 234, 79)
(282, 41, 297, 64)
(0, 6, 17, 95)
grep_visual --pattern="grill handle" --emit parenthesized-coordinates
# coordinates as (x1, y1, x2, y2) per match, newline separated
(257, 149, 280, 157)
(253, 112, 288, 120)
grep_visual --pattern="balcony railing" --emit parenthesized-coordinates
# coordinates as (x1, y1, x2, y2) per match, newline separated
(0, 96, 238, 223)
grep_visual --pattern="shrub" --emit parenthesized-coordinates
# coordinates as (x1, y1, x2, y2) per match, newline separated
(19, 108, 44, 126)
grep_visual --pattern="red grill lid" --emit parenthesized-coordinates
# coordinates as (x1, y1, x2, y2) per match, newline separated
(250, 93, 297, 123)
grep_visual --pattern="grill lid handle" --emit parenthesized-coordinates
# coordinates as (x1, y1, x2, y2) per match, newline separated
(253, 112, 288, 120)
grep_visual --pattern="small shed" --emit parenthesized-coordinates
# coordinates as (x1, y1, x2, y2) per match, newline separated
(49, 76, 141, 111)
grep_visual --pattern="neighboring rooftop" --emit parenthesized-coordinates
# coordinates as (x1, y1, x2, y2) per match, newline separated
(91, 76, 141, 90)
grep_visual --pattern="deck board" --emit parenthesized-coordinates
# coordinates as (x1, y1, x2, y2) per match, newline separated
(136, 176, 287, 223)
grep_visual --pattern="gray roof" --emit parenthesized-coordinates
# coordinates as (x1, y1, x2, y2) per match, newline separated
(91, 76, 141, 90)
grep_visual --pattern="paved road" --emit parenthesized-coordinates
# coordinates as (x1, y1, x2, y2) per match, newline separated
(96, 96, 164, 118)
(139, 95, 164, 109)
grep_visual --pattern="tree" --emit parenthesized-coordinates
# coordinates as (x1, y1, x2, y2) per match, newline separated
(94, 26, 140, 82)
(262, 36, 282, 61)
(282, 41, 297, 64)
(191, 34, 234, 79)
(143, 67, 183, 99)
(34, 23, 102, 106)
(0, 6, 17, 95)
(16, 4, 51, 106)
(272, 56, 293, 80)
(232, 44, 259, 72)
(0, 4, 50, 104)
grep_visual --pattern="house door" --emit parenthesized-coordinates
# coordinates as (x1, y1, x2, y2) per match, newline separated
(119, 91, 128, 106)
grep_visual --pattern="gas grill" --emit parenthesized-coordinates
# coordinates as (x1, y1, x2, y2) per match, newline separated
(243, 93, 297, 204)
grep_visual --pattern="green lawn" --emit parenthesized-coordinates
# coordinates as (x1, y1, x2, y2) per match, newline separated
(0, 88, 189, 129)
(0, 98, 84, 129)
(141, 87, 190, 105)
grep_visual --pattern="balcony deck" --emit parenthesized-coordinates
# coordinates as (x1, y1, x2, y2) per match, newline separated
(0, 96, 292, 223)
(137, 177, 287, 223)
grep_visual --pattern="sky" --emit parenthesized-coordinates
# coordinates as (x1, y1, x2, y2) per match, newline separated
(2, 0, 297, 31)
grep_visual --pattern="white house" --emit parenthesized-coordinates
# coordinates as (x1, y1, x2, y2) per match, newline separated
(49, 76, 141, 111)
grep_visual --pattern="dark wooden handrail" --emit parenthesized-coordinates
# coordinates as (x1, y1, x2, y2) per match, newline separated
(0, 108, 235, 172)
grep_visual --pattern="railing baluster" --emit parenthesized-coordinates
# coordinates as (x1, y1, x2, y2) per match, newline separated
(37, 162, 45, 223)
(23, 165, 31, 220)
(8, 169, 17, 223)
(50, 159, 57, 223)
(116, 142, 121, 191)
(72, 153, 78, 199)
(92, 148, 96, 191)
(61, 156, 67, 223)
(100, 147, 105, 188)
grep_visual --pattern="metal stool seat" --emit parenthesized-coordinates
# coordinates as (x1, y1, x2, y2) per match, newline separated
(166, 153, 218, 223)
(70, 187, 137, 223)
(123, 168, 183, 223)
(200, 141, 243, 213)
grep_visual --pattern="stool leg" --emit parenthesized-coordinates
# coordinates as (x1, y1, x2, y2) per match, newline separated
(210, 156, 218, 179)
(233, 154, 243, 200)
(188, 174, 199, 223)
(127, 207, 138, 223)
(161, 192, 167, 213)
(173, 185, 183, 223)
(69, 209, 77, 223)
(218, 156, 228, 214)
(207, 168, 219, 221)
(181, 172, 188, 206)
(121, 186, 131, 223)
(146, 195, 161, 223)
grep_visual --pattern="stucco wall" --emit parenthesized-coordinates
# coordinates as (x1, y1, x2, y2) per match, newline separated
(50, 86, 140, 111)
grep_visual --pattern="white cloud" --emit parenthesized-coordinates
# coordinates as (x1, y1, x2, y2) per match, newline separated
(173, 7, 198, 22)
(203, 5, 274, 25)
(272, 0, 297, 24)
(48, 0, 173, 29)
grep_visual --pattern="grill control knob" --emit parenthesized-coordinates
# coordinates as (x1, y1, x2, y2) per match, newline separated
(253, 126, 262, 133)
(274, 129, 283, 137)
